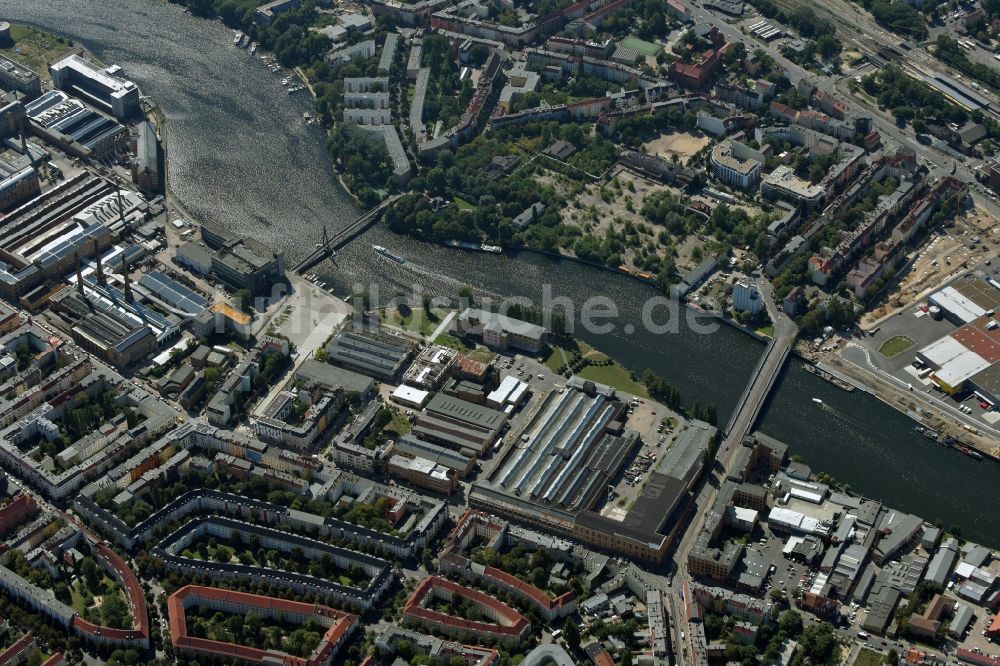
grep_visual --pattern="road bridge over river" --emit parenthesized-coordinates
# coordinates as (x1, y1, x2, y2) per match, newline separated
(667, 279, 797, 666)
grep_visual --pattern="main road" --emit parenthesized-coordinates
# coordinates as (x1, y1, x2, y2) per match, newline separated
(666, 283, 797, 666)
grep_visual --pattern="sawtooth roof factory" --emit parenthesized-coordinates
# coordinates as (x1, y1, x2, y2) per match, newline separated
(470, 376, 717, 563)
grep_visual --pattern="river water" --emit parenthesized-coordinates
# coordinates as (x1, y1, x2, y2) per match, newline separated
(6, 0, 998, 546)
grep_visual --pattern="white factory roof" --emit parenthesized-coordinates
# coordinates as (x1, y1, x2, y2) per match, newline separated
(930, 286, 987, 324)
(783, 536, 805, 554)
(920, 335, 969, 367)
(487, 375, 528, 406)
(391, 384, 430, 407)
(955, 561, 976, 579)
(732, 506, 759, 523)
(934, 348, 991, 388)
(768, 507, 821, 534)
(51, 54, 137, 95)
(789, 487, 825, 504)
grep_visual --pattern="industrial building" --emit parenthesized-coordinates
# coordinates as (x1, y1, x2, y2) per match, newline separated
(402, 344, 456, 389)
(916, 310, 1000, 397)
(49, 55, 140, 120)
(325, 327, 415, 382)
(0, 167, 40, 213)
(196, 221, 286, 294)
(927, 277, 1000, 326)
(470, 378, 698, 563)
(295, 359, 376, 398)
(49, 275, 176, 368)
(393, 434, 476, 477)
(388, 454, 457, 493)
(24, 90, 127, 159)
(0, 173, 145, 300)
(412, 392, 507, 457)
(455, 308, 546, 353)
(0, 54, 41, 98)
(131, 121, 163, 194)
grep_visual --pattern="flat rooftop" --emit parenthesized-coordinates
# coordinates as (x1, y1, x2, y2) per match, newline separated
(953, 277, 1000, 314)
(950, 316, 1000, 363)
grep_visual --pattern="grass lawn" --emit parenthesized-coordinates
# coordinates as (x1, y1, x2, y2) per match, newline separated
(70, 576, 131, 622)
(453, 197, 475, 210)
(382, 306, 452, 337)
(756, 325, 775, 337)
(577, 362, 649, 397)
(70, 585, 89, 615)
(386, 407, 412, 436)
(546, 338, 649, 396)
(878, 335, 916, 358)
(854, 648, 886, 666)
(545, 346, 570, 373)
(1, 25, 78, 82)
(620, 35, 663, 56)
(434, 333, 496, 363)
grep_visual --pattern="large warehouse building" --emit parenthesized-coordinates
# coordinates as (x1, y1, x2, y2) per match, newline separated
(919, 276, 1000, 402)
(470, 377, 717, 562)
(49, 55, 141, 120)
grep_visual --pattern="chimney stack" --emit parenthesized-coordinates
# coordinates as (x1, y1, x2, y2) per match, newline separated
(123, 255, 133, 302)
(18, 116, 34, 170)
(75, 254, 84, 296)
(114, 185, 126, 228)
(93, 239, 105, 286)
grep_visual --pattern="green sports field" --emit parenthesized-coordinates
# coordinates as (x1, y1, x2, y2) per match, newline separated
(620, 36, 663, 56)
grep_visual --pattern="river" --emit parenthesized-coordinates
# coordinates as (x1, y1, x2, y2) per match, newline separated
(6, 0, 998, 546)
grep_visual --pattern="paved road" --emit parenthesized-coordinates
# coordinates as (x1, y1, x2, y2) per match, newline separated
(666, 283, 796, 666)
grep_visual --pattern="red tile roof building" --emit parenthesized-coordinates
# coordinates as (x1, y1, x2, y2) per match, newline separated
(987, 613, 1000, 639)
(439, 511, 576, 622)
(958, 649, 1000, 666)
(70, 540, 150, 648)
(0, 493, 38, 536)
(167, 585, 359, 666)
(402, 576, 531, 647)
(669, 48, 725, 89)
(0, 631, 35, 666)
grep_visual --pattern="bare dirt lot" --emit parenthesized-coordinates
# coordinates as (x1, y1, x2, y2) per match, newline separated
(642, 130, 711, 164)
(860, 206, 1000, 328)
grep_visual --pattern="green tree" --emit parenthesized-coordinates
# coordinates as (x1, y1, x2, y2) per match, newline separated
(563, 616, 581, 652)
(234, 288, 253, 313)
(779, 609, 804, 637)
